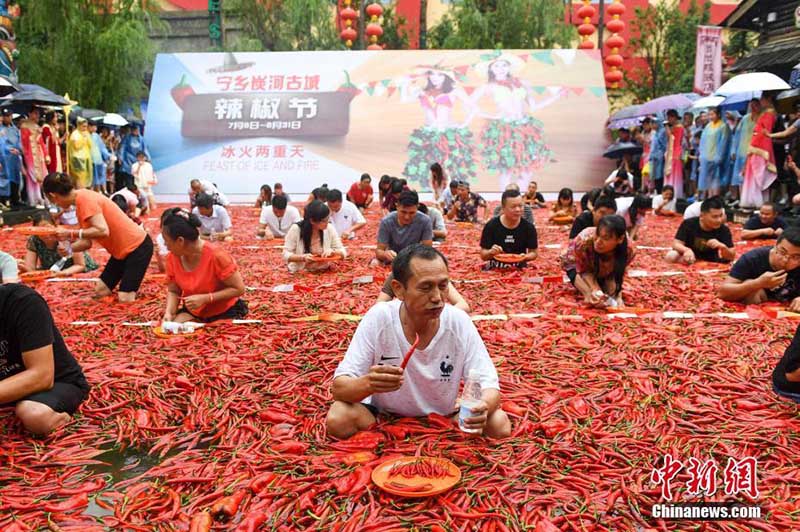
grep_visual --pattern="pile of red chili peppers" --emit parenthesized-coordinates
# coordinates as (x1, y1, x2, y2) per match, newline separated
(1, 205, 799, 531)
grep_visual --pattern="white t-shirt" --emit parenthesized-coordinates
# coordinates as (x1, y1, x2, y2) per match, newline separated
(684, 201, 702, 220)
(334, 300, 499, 417)
(190, 179, 229, 206)
(192, 205, 232, 235)
(652, 194, 677, 213)
(427, 207, 446, 236)
(259, 204, 301, 237)
(329, 199, 365, 236)
(615, 196, 644, 228)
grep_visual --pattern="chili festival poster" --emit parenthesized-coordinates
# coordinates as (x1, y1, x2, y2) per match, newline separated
(145, 49, 611, 198)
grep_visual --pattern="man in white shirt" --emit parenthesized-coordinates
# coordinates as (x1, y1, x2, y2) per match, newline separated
(327, 189, 366, 240)
(192, 193, 232, 241)
(683, 199, 702, 220)
(326, 244, 511, 440)
(257, 194, 301, 239)
(189, 179, 229, 207)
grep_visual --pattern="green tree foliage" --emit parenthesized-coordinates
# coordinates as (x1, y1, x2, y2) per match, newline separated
(724, 29, 756, 61)
(225, 0, 342, 51)
(16, 0, 158, 112)
(625, 0, 711, 101)
(427, 0, 574, 50)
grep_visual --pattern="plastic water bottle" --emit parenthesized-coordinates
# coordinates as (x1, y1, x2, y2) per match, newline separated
(458, 369, 483, 434)
(50, 241, 73, 272)
(210, 227, 217, 242)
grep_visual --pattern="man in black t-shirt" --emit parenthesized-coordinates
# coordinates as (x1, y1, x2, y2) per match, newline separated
(741, 203, 787, 240)
(0, 284, 90, 435)
(718, 228, 800, 309)
(772, 323, 800, 403)
(665, 196, 735, 264)
(479, 189, 538, 269)
(569, 196, 617, 239)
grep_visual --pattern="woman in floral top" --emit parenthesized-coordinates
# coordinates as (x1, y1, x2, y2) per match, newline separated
(19, 214, 98, 277)
(561, 215, 635, 308)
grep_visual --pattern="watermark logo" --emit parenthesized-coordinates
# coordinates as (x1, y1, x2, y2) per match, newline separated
(649, 455, 761, 521)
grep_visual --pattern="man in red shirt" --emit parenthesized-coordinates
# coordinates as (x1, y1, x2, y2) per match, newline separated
(347, 173, 374, 212)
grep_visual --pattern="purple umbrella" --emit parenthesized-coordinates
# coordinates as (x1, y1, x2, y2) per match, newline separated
(639, 93, 698, 115)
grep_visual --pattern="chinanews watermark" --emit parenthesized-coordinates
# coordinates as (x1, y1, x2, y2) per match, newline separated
(648, 455, 762, 521)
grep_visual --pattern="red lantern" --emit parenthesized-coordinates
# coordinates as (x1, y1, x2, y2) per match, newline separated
(605, 34, 625, 50)
(578, 40, 595, 50)
(577, 5, 595, 19)
(340, 27, 357, 43)
(340, 7, 358, 21)
(367, 44, 382, 51)
(606, 18, 625, 34)
(607, 2, 626, 16)
(605, 70, 623, 84)
(365, 3, 383, 18)
(578, 23, 596, 36)
(604, 54, 624, 68)
(365, 23, 383, 37)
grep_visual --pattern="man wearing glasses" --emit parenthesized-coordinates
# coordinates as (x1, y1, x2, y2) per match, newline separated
(257, 194, 301, 239)
(718, 227, 800, 310)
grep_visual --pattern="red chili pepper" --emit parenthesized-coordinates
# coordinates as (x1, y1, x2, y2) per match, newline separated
(43, 492, 89, 513)
(400, 333, 420, 369)
(233, 510, 268, 532)
(211, 490, 246, 520)
(189, 510, 212, 532)
(170, 74, 195, 109)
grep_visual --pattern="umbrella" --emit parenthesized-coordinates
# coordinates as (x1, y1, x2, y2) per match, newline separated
(0, 84, 70, 111)
(70, 106, 105, 120)
(691, 95, 725, 109)
(607, 117, 643, 130)
(639, 93, 697, 115)
(716, 72, 790, 96)
(0, 75, 20, 97)
(102, 113, 128, 127)
(776, 88, 800, 114)
(610, 104, 644, 122)
(603, 141, 643, 159)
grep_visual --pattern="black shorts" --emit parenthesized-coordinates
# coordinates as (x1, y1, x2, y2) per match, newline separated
(100, 234, 154, 293)
(181, 298, 249, 323)
(21, 381, 90, 415)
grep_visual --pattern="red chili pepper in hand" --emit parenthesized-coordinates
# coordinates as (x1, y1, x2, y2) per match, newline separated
(400, 333, 420, 369)
(43, 492, 89, 513)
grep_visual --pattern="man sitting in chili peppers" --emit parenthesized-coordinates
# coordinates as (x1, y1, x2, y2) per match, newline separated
(0, 283, 90, 435)
(772, 323, 800, 403)
(718, 227, 800, 309)
(327, 244, 511, 440)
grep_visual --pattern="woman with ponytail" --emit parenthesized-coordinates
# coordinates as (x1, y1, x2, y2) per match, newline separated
(560, 214, 635, 308)
(161, 208, 247, 323)
(283, 200, 347, 273)
(43, 172, 153, 302)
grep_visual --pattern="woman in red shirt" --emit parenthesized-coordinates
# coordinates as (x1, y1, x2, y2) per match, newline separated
(161, 208, 248, 323)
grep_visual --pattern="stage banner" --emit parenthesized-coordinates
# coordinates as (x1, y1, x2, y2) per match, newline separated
(693, 26, 723, 96)
(146, 50, 610, 197)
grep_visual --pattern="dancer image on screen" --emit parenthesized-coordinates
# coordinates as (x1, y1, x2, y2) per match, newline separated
(400, 64, 477, 189)
(470, 52, 560, 190)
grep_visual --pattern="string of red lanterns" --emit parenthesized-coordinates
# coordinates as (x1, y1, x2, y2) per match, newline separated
(365, 2, 384, 51)
(576, 0, 596, 50)
(339, 0, 358, 49)
(604, 0, 626, 88)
